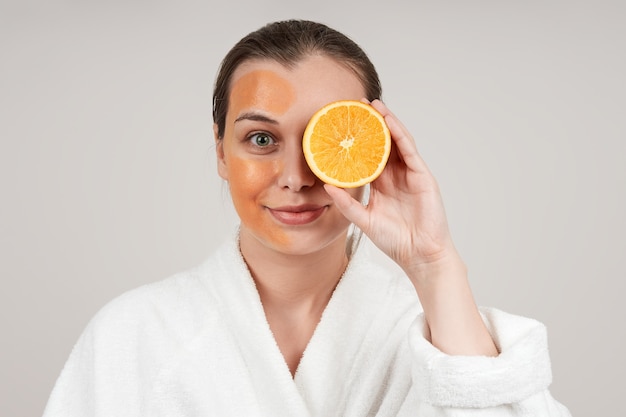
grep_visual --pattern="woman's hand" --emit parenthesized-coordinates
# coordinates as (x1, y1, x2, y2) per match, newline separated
(324, 99, 456, 276)
(325, 99, 498, 357)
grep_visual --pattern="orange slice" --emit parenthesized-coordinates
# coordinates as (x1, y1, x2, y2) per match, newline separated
(302, 100, 391, 188)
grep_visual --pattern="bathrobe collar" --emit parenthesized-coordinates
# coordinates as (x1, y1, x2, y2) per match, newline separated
(203, 233, 392, 415)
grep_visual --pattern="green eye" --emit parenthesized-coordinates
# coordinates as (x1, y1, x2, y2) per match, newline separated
(252, 133, 274, 147)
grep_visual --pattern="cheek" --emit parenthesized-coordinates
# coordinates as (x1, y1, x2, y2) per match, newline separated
(227, 156, 273, 201)
(226, 156, 289, 245)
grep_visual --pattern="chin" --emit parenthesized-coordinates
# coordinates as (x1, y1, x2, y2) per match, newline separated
(250, 226, 350, 257)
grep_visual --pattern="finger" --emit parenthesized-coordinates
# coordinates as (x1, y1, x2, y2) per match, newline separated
(323, 184, 370, 231)
(371, 100, 431, 175)
(371, 100, 412, 143)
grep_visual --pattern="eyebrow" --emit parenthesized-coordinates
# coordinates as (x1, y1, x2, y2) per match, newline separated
(234, 112, 279, 124)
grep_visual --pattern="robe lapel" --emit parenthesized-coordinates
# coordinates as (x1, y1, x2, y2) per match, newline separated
(208, 239, 311, 416)
(294, 245, 395, 416)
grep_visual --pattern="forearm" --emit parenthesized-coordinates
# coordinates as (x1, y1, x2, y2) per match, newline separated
(405, 253, 499, 357)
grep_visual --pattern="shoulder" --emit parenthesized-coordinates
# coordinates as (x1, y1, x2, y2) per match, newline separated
(87, 267, 207, 342)
(85, 240, 239, 346)
(44, 239, 246, 410)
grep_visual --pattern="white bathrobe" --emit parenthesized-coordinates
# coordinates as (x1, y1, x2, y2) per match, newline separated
(43, 236, 571, 416)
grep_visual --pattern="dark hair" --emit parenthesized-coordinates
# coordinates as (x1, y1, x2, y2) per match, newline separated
(212, 20, 382, 139)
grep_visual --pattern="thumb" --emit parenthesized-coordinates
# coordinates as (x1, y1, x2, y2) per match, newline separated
(324, 184, 369, 230)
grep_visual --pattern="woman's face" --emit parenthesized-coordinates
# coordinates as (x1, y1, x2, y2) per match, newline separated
(215, 55, 366, 256)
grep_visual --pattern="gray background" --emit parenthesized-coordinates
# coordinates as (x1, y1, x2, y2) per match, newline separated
(1, 1, 624, 416)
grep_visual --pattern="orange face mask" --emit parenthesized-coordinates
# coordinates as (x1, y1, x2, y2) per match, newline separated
(229, 69, 295, 117)
(222, 70, 297, 247)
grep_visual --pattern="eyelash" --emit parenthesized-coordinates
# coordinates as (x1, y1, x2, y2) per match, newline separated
(245, 132, 278, 152)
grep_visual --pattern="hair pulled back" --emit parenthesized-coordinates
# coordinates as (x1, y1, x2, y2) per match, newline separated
(212, 20, 382, 139)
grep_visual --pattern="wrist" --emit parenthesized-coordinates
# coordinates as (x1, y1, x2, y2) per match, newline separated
(403, 250, 499, 356)
(402, 248, 466, 287)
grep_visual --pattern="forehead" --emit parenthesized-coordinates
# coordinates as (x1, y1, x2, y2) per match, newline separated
(229, 62, 296, 116)
(227, 56, 366, 117)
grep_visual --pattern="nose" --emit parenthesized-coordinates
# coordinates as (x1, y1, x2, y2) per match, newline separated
(278, 142, 317, 191)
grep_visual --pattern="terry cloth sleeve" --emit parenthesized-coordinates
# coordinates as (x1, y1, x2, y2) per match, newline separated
(407, 307, 572, 416)
(42, 296, 147, 417)
(41, 278, 181, 417)
(42, 320, 99, 417)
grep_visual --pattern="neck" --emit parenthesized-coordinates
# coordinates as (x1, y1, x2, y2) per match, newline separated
(238, 228, 351, 377)
(239, 230, 349, 313)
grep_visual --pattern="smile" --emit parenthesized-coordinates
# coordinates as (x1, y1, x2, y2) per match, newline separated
(267, 205, 327, 226)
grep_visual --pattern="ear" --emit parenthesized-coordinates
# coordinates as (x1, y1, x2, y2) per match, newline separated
(214, 123, 229, 181)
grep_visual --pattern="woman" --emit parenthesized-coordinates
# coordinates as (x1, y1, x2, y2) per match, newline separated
(43, 20, 571, 416)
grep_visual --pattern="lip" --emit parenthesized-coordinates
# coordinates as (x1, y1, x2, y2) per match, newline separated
(267, 204, 328, 226)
